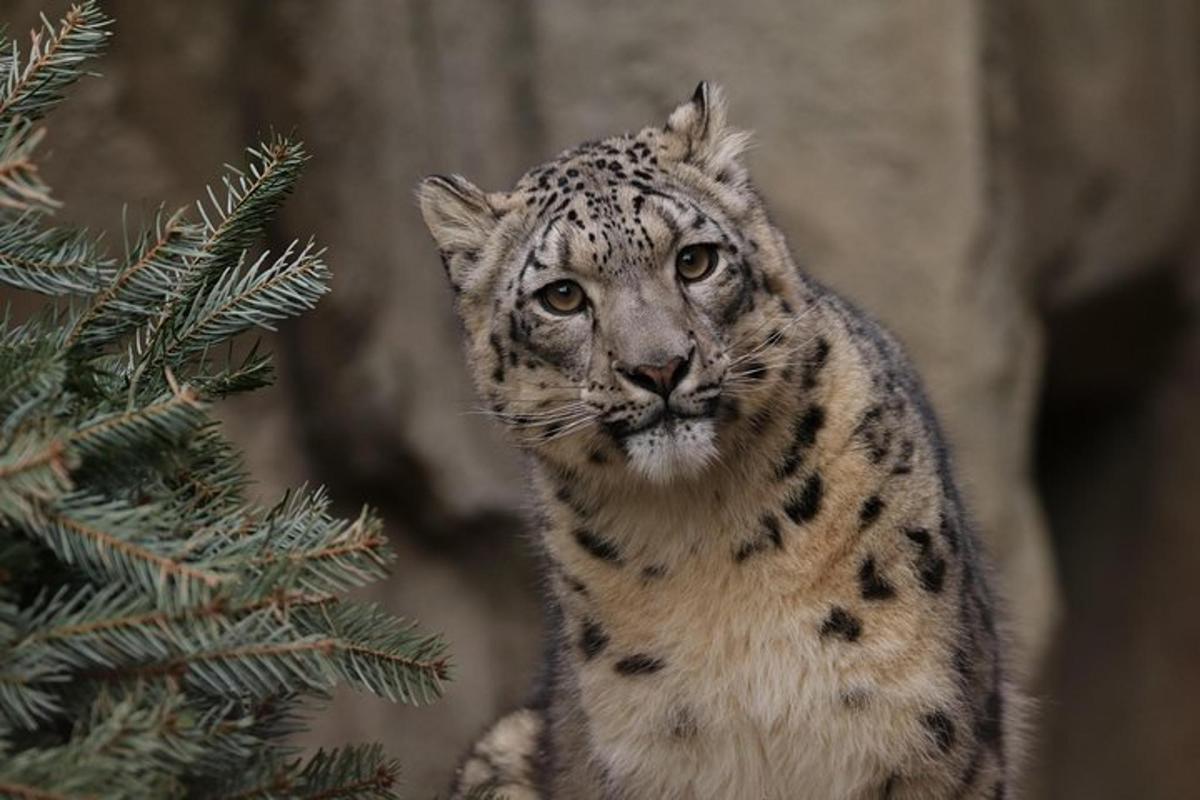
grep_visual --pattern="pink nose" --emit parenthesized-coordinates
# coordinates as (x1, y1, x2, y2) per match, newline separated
(621, 355, 688, 398)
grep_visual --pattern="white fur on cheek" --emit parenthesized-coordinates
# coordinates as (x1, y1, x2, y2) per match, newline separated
(624, 419, 718, 483)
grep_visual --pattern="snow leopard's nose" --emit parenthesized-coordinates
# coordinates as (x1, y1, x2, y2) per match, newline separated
(617, 351, 691, 399)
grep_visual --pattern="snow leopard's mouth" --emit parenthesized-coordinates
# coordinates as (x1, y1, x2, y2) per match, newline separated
(602, 406, 714, 441)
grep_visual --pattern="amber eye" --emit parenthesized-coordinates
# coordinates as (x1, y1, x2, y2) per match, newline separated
(538, 280, 587, 314)
(676, 243, 719, 282)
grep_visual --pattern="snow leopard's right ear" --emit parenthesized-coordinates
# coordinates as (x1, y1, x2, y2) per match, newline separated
(662, 82, 751, 185)
(418, 174, 501, 289)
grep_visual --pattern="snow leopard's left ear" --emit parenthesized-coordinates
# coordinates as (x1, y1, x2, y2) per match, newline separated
(418, 174, 512, 293)
(663, 82, 751, 183)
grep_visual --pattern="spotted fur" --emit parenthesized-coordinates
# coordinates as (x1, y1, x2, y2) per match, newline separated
(426, 83, 1025, 800)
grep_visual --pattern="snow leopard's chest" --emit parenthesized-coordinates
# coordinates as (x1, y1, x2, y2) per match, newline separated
(570, 546, 927, 800)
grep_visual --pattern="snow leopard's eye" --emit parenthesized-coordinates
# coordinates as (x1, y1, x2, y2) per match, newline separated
(676, 243, 719, 282)
(538, 280, 587, 315)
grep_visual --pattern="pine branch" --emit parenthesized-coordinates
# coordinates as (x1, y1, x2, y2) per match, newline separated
(91, 613, 336, 700)
(188, 694, 306, 779)
(0, 646, 65, 730)
(0, 118, 55, 213)
(69, 384, 207, 462)
(0, 688, 200, 800)
(0, 314, 69, 426)
(0, 2, 111, 124)
(64, 207, 205, 349)
(293, 601, 449, 706)
(164, 426, 249, 521)
(206, 495, 393, 600)
(0, 433, 73, 522)
(190, 341, 275, 398)
(16, 583, 334, 670)
(195, 136, 308, 273)
(164, 239, 329, 363)
(26, 494, 230, 605)
(0, 217, 111, 296)
(215, 744, 401, 800)
(124, 137, 310, 378)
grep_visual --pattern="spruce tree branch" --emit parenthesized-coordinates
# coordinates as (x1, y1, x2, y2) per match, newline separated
(48, 512, 219, 585)
(301, 770, 398, 800)
(0, 120, 55, 213)
(216, 745, 401, 800)
(195, 137, 306, 270)
(0, 219, 111, 296)
(163, 240, 329, 363)
(0, 2, 111, 123)
(218, 773, 292, 800)
(69, 385, 204, 457)
(243, 533, 389, 571)
(0, 433, 73, 522)
(30, 499, 228, 595)
(63, 207, 196, 349)
(25, 592, 334, 645)
(0, 439, 67, 482)
(87, 638, 334, 685)
(334, 640, 449, 684)
(0, 782, 80, 800)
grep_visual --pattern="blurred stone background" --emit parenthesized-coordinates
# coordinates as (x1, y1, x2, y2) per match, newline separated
(5, 1, 1199, 796)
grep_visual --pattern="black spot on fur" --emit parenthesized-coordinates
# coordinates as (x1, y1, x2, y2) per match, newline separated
(990, 782, 1006, 800)
(905, 526, 947, 593)
(841, 688, 869, 710)
(921, 558, 947, 594)
(784, 473, 823, 524)
(776, 405, 825, 480)
(976, 691, 1004, 748)
(573, 528, 623, 565)
(761, 513, 783, 548)
(880, 774, 898, 799)
(959, 745, 983, 792)
(669, 706, 698, 738)
(892, 438, 915, 475)
(858, 556, 896, 600)
(614, 654, 664, 675)
(923, 711, 956, 754)
(488, 333, 506, 383)
(733, 514, 784, 563)
(796, 405, 826, 447)
(555, 485, 591, 519)
(854, 405, 892, 463)
(641, 564, 666, 580)
(802, 337, 831, 388)
(952, 647, 972, 682)
(939, 511, 961, 554)
(820, 607, 862, 642)
(905, 527, 932, 551)
(859, 495, 885, 529)
(580, 618, 609, 659)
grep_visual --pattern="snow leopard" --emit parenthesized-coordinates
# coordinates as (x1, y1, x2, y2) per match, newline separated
(418, 83, 1024, 800)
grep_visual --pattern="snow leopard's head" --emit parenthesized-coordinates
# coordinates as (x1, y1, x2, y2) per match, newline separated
(419, 83, 807, 484)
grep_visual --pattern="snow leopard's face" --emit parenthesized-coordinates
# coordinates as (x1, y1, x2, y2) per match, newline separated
(419, 84, 804, 483)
